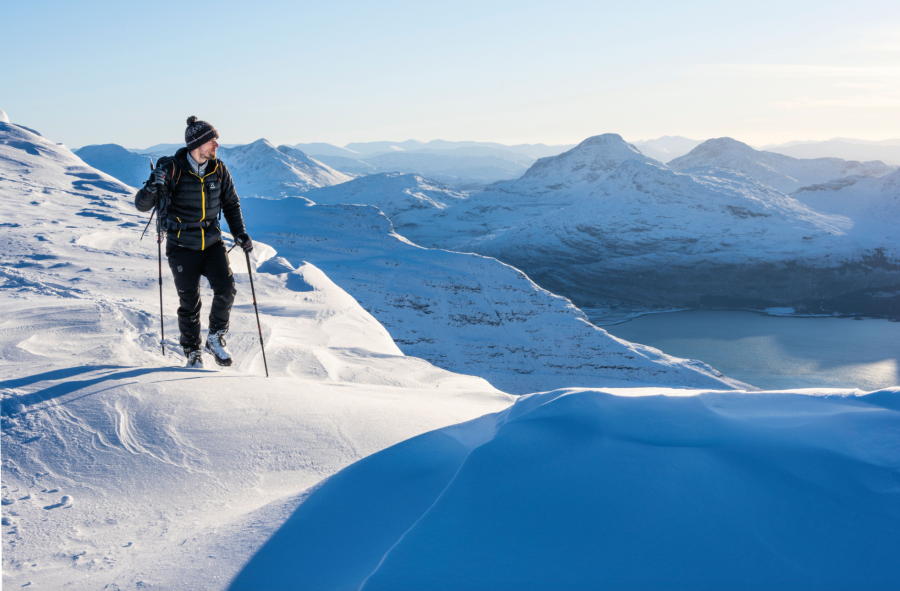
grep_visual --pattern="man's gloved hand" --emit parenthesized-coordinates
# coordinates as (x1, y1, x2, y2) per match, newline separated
(152, 166, 167, 187)
(145, 167, 166, 193)
(235, 233, 253, 253)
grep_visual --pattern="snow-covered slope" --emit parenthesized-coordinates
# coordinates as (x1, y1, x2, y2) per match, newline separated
(0, 121, 134, 198)
(74, 143, 152, 188)
(234, 386, 900, 590)
(791, 169, 900, 244)
(3, 121, 898, 591)
(353, 151, 530, 188)
(216, 140, 351, 197)
(0, 120, 513, 590)
(669, 137, 896, 193)
(291, 142, 360, 157)
(304, 172, 466, 235)
(391, 134, 900, 315)
(240, 197, 744, 394)
(306, 153, 377, 175)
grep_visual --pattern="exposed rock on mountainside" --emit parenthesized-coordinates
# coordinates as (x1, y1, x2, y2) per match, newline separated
(669, 137, 895, 193)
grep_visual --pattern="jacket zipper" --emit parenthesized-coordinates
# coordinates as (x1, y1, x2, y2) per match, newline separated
(188, 162, 218, 250)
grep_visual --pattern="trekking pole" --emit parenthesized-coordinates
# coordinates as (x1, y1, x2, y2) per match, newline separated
(244, 250, 269, 377)
(150, 158, 165, 356)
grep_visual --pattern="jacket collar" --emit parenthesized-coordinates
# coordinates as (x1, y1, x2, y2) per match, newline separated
(174, 147, 219, 175)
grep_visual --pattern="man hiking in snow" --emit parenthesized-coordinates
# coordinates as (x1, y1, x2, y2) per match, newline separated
(134, 116, 253, 368)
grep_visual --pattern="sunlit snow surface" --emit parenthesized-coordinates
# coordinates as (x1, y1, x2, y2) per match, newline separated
(2, 121, 899, 590)
(235, 387, 900, 591)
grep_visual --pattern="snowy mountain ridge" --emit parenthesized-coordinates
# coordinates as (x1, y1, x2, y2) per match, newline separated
(669, 137, 896, 193)
(216, 139, 351, 197)
(354, 133, 900, 316)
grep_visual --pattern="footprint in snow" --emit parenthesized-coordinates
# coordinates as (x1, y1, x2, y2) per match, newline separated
(43, 495, 73, 510)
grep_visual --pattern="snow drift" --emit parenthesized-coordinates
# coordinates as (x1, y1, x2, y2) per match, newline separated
(233, 386, 900, 590)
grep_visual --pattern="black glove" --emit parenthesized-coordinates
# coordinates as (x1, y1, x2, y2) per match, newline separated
(144, 167, 166, 194)
(152, 166, 167, 187)
(235, 233, 253, 253)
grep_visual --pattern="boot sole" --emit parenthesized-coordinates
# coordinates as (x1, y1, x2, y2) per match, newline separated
(204, 344, 233, 366)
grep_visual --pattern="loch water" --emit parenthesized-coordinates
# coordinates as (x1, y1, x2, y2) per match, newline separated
(591, 310, 900, 391)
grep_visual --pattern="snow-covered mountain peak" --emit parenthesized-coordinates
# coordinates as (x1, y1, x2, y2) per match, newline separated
(683, 137, 757, 158)
(670, 137, 896, 193)
(217, 138, 351, 198)
(518, 133, 660, 188)
(525, 133, 653, 173)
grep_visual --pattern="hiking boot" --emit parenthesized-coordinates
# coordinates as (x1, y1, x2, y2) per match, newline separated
(184, 347, 203, 368)
(205, 329, 233, 367)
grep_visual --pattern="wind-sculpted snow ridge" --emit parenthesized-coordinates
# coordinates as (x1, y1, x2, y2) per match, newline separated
(0, 122, 134, 197)
(232, 386, 900, 590)
(1, 120, 512, 589)
(240, 198, 747, 394)
(668, 137, 896, 194)
(216, 139, 351, 198)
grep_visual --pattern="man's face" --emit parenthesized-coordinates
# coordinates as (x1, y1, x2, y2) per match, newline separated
(198, 138, 218, 161)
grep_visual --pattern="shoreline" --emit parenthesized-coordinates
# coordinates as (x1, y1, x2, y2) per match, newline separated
(583, 306, 900, 327)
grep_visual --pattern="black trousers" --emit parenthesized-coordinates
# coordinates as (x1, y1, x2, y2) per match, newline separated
(167, 241, 236, 349)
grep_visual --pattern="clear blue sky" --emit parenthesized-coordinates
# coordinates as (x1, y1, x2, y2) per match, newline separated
(4, 0, 899, 148)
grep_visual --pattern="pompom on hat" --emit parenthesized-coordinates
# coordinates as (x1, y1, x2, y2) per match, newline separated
(185, 116, 219, 151)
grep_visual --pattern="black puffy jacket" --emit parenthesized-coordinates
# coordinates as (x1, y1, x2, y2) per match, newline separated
(135, 147, 246, 252)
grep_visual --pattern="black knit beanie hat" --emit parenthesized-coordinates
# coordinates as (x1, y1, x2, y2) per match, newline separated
(185, 116, 219, 151)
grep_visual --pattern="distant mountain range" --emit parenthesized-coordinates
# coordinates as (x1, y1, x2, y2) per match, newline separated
(668, 137, 894, 193)
(760, 138, 900, 166)
(302, 134, 900, 317)
(630, 136, 703, 162)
